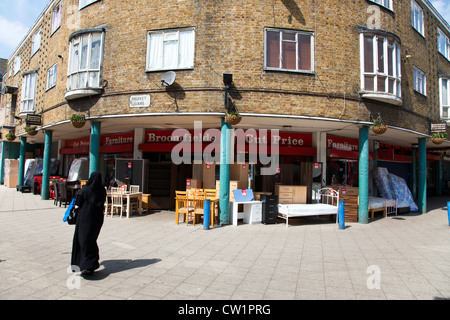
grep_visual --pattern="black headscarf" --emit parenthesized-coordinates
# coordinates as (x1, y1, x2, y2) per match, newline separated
(82, 171, 107, 208)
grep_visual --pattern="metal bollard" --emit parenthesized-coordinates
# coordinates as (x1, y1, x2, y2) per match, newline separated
(338, 200, 345, 229)
(447, 202, 450, 227)
(204, 199, 211, 230)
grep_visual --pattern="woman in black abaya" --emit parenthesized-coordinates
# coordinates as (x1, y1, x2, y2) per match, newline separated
(71, 171, 107, 276)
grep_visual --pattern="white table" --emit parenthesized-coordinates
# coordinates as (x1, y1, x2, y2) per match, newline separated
(230, 201, 262, 226)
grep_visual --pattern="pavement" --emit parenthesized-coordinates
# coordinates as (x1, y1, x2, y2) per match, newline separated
(0, 184, 449, 301)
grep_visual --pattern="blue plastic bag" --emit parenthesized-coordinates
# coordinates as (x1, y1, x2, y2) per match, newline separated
(63, 197, 76, 222)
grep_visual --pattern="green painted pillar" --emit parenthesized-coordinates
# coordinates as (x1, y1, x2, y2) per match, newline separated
(41, 130, 52, 200)
(437, 159, 442, 196)
(219, 118, 231, 225)
(89, 121, 101, 176)
(358, 126, 369, 224)
(418, 138, 427, 213)
(411, 148, 417, 199)
(18, 136, 27, 186)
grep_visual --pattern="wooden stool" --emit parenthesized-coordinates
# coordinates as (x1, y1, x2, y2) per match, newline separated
(142, 194, 151, 213)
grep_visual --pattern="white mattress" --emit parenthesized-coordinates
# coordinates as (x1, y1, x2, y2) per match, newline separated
(368, 196, 386, 210)
(277, 203, 337, 217)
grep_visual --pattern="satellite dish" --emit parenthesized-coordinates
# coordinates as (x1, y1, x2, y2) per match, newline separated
(161, 71, 176, 87)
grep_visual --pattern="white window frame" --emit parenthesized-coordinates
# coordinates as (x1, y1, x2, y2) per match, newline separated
(368, 0, 393, 11)
(264, 28, 315, 73)
(21, 71, 38, 114)
(413, 66, 426, 96)
(51, 1, 63, 35)
(146, 27, 195, 72)
(31, 27, 42, 56)
(13, 54, 21, 75)
(411, 0, 424, 37)
(360, 33, 402, 99)
(79, 0, 99, 10)
(438, 28, 450, 61)
(67, 30, 105, 92)
(440, 77, 450, 120)
(46, 64, 57, 90)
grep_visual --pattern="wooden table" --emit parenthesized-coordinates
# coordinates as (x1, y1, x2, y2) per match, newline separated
(108, 192, 143, 218)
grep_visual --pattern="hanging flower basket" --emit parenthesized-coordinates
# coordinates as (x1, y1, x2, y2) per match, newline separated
(431, 132, 447, 145)
(225, 112, 242, 125)
(372, 124, 387, 135)
(70, 113, 86, 128)
(25, 126, 38, 136)
(5, 132, 16, 141)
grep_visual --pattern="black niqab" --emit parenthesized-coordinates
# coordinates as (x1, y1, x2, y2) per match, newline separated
(71, 171, 107, 272)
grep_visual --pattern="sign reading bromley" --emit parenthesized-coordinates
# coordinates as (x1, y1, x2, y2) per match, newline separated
(169, 121, 281, 175)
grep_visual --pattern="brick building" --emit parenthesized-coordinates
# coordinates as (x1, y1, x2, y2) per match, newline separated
(1, 0, 450, 221)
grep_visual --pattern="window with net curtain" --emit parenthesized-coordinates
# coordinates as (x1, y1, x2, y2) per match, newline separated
(146, 28, 195, 71)
(265, 28, 313, 72)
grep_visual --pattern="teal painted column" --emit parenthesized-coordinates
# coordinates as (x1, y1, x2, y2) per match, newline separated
(411, 148, 417, 199)
(418, 138, 427, 213)
(219, 118, 231, 225)
(89, 121, 101, 176)
(18, 137, 27, 186)
(0, 142, 6, 184)
(41, 130, 52, 200)
(358, 126, 369, 224)
(437, 159, 442, 196)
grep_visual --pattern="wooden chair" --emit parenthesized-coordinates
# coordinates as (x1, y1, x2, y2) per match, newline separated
(204, 189, 217, 226)
(175, 191, 193, 224)
(59, 183, 69, 208)
(111, 192, 125, 218)
(130, 185, 140, 193)
(104, 187, 111, 215)
(190, 194, 206, 226)
(141, 194, 151, 214)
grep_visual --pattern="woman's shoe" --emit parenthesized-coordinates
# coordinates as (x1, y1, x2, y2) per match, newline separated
(81, 269, 94, 276)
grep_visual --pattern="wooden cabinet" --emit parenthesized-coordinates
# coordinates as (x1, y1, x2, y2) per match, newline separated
(338, 187, 358, 222)
(275, 185, 307, 204)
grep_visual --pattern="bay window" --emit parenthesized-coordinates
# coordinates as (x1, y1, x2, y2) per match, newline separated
(66, 29, 104, 100)
(360, 31, 402, 105)
(146, 27, 195, 71)
(369, 0, 393, 11)
(265, 28, 314, 73)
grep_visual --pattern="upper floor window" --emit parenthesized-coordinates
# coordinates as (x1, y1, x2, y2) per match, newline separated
(13, 54, 21, 75)
(21, 71, 37, 115)
(66, 29, 105, 99)
(369, 0, 393, 11)
(438, 28, 450, 60)
(440, 77, 449, 120)
(360, 32, 402, 104)
(46, 64, 57, 90)
(79, 0, 99, 10)
(51, 1, 63, 35)
(411, 0, 424, 36)
(413, 66, 426, 95)
(31, 28, 42, 56)
(146, 27, 195, 72)
(265, 28, 314, 73)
